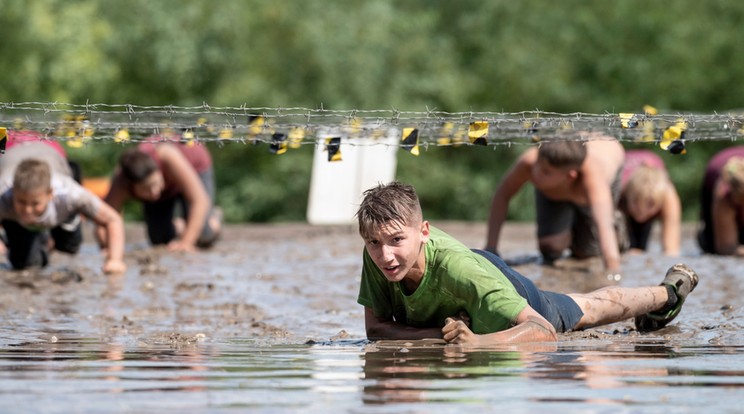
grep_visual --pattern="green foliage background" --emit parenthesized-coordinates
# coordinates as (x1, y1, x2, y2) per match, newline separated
(1, 0, 743, 222)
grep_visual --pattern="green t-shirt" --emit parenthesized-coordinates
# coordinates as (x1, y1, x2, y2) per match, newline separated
(357, 226, 528, 334)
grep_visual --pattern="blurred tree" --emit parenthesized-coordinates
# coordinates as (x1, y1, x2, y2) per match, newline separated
(2, 0, 744, 222)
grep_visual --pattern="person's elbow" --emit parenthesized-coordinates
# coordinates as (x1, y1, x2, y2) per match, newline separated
(528, 317, 558, 342)
(365, 324, 389, 341)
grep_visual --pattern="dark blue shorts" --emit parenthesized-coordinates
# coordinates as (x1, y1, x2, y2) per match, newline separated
(472, 249, 584, 333)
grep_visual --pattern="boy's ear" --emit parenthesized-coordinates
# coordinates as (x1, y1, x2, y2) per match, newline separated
(420, 220, 430, 243)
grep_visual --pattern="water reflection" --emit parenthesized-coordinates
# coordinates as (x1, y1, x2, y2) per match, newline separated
(360, 339, 744, 408)
(1, 337, 744, 412)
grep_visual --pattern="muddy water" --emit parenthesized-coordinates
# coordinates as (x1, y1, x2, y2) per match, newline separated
(0, 222, 742, 413)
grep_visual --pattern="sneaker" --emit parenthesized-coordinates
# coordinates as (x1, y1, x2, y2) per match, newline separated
(635, 264, 699, 332)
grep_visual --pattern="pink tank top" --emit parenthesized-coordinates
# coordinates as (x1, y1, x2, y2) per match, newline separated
(621, 149, 666, 187)
(135, 135, 213, 199)
(6, 130, 67, 159)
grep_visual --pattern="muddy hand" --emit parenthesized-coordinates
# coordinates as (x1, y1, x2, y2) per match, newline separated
(449, 311, 471, 328)
(442, 317, 479, 346)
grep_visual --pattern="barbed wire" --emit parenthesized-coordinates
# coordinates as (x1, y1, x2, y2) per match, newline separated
(2, 101, 744, 150)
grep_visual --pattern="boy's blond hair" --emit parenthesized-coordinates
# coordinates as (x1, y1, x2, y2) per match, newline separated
(13, 159, 51, 193)
(537, 139, 587, 169)
(356, 182, 422, 239)
(624, 165, 667, 206)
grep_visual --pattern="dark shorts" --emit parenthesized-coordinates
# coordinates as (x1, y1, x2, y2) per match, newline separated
(473, 249, 584, 333)
(535, 169, 625, 258)
(143, 168, 220, 248)
(2, 216, 82, 270)
(625, 212, 655, 251)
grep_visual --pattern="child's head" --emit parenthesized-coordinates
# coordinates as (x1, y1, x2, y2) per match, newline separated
(12, 159, 53, 223)
(721, 156, 744, 203)
(357, 181, 423, 239)
(624, 165, 668, 222)
(532, 139, 586, 189)
(356, 182, 429, 283)
(119, 148, 164, 201)
(537, 139, 587, 169)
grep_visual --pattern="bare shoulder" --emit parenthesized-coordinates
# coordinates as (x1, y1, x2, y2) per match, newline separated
(584, 134, 623, 153)
(585, 137, 624, 172)
(155, 143, 191, 171)
(154, 142, 181, 158)
(518, 146, 539, 165)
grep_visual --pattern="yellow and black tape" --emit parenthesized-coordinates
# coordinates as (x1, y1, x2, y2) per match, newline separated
(270, 132, 288, 154)
(401, 128, 420, 156)
(469, 121, 488, 146)
(0, 127, 7, 154)
(661, 120, 687, 155)
(325, 137, 342, 162)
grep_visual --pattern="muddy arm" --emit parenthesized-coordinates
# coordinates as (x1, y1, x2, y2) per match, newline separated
(442, 305, 557, 346)
(364, 307, 443, 340)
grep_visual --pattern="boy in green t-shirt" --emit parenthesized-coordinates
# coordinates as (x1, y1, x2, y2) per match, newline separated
(357, 182, 698, 345)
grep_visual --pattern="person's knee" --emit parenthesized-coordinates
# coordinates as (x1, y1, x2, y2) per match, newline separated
(539, 236, 569, 262)
(8, 248, 48, 270)
(148, 227, 175, 245)
(51, 226, 83, 254)
(570, 245, 600, 259)
(55, 241, 81, 254)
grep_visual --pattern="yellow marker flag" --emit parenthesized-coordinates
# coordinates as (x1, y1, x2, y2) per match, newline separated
(660, 120, 688, 154)
(325, 137, 342, 162)
(523, 120, 540, 142)
(639, 119, 655, 142)
(270, 133, 288, 155)
(401, 128, 420, 156)
(619, 113, 639, 129)
(437, 122, 453, 146)
(115, 129, 130, 143)
(218, 128, 234, 139)
(248, 115, 265, 137)
(349, 118, 362, 137)
(288, 127, 305, 149)
(643, 105, 658, 116)
(182, 129, 196, 147)
(0, 127, 7, 154)
(66, 138, 83, 148)
(81, 124, 94, 138)
(469, 121, 488, 146)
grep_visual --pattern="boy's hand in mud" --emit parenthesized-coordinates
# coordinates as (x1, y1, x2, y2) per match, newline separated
(442, 316, 479, 346)
(103, 258, 127, 275)
(450, 311, 471, 328)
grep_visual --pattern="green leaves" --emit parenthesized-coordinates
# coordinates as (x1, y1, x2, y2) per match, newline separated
(3, 0, 744, 221)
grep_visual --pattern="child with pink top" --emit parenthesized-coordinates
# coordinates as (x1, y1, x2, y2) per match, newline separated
(618, 149, 681, 256)
(698, 146, 744, 255)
